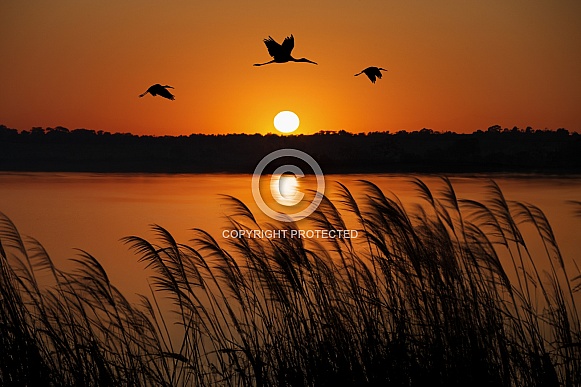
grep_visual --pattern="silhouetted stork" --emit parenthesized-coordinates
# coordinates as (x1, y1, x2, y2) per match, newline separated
(254, 35, 317, 66)
(139, 84, 175, 100)
(355, 67, 388, 83)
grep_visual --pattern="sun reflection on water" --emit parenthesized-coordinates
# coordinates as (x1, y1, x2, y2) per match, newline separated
(270, 174, 304, 207)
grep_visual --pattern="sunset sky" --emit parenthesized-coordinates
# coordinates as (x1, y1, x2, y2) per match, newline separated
(1, 0, 580, 136)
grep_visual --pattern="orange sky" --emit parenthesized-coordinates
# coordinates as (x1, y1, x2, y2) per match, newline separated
(1, 0, 580, 136)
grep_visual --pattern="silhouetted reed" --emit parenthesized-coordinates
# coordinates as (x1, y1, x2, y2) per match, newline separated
(1, 177, 580, 386)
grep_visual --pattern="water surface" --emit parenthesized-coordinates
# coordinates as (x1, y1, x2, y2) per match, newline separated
(1, 172, 580, 299)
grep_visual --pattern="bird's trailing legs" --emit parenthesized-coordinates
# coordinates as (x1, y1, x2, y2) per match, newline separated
(253, 60, 275, 67)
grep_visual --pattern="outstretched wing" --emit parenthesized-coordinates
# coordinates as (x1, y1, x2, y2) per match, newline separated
(364, 67, 380, 83)
(281, 34, 294, 55)
(157, 86, 175, 100)
(263, 36, 283, 58)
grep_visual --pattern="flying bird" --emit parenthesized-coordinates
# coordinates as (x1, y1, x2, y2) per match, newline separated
(254, 35, 317, 66)
(139, 84, 175, 100)
(355, 67, 388, 83)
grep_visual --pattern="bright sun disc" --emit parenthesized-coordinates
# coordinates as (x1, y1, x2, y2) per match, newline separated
(274, 111, 300, 133)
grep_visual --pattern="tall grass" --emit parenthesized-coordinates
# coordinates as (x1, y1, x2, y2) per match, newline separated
(1, 177, 580, 386)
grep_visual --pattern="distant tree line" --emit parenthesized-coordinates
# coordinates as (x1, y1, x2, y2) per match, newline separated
(1, 124, 580, 174)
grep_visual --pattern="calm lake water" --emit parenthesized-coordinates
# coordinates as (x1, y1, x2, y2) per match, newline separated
(1, 172, 580, 300)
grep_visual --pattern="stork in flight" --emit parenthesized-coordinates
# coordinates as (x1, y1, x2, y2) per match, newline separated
(139, 84, 175, 100)
(355, 67, 388, 83)
(254, 35, 317, 66)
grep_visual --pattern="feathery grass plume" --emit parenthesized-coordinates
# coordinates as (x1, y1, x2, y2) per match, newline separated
(0, 211, 179, 386)
(2, 176, 581, 386)
(568, 201, 581, 295)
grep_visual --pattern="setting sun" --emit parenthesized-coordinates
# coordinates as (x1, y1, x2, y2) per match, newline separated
(274, 111, 300, 133)
(1, 1, 581, 384)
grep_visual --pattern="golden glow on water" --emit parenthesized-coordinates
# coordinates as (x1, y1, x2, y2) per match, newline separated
(270, 174, 303, 206)
(1, 172, 581, 300)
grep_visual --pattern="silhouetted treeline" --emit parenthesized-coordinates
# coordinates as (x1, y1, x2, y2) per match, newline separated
(1, 124, 580, 174)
